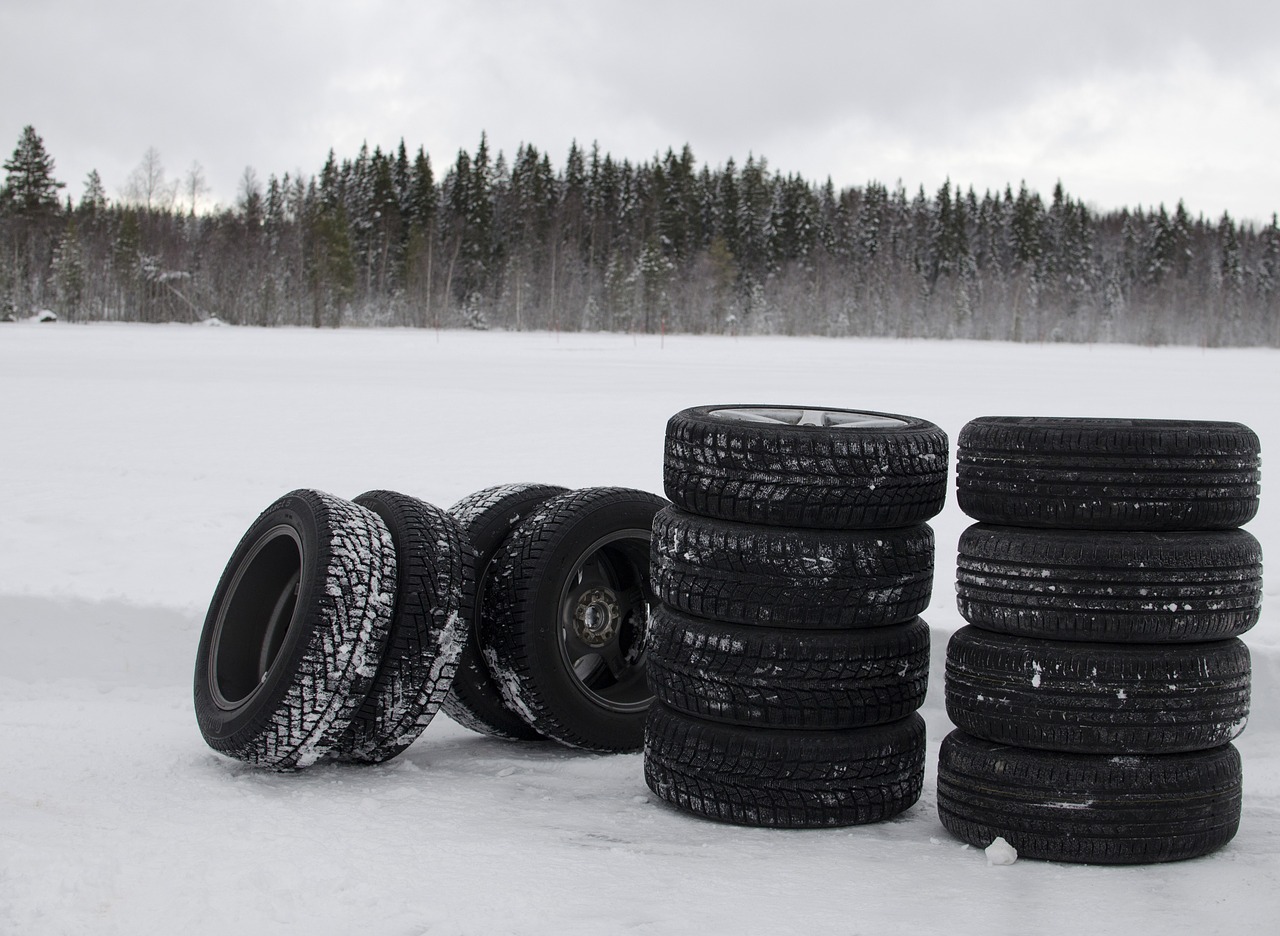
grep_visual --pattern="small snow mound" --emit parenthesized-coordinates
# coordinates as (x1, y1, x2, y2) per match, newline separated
(33, 309, 58, 323)
(200, 315, 227, 326)
(985, 837, 1018, 866)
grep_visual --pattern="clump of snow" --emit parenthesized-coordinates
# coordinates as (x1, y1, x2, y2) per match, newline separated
(985, 836, 1019, 866)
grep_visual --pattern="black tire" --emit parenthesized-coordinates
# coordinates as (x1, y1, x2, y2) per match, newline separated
(480, 487, 666, 751)
(327, 491, 468, 763)
(651, 507, 933, 629)
(644, 703, 926, 828)
(944, 626, 1251, 754)
(936, 730, 1242, 864)
(646, 604, 930, 729)
(956, 524, 1264, 642)
(956, 416, 1261, 531)
(441, 483, 569, 741)
(193, 489, 397, 769)
(663, 404, 948, 529)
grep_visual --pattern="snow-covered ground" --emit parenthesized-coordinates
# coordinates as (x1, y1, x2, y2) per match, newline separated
(2, 323, 1277, 935)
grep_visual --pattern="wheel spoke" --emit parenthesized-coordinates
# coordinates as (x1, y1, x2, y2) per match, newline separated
(616, 584, 647, 614)
(561, 622, 595, 660)
(575, 554, 610, 586)
(599, 643, 631, 681)
(721, 410, 790, 425)
(797, 409, 829, 427)
(572, 652, 606, 684)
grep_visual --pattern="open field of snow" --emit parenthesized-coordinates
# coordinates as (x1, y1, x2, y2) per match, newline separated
(2, 323, 1278, 934)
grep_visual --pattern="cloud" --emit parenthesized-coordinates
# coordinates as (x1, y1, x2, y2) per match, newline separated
(3, 0, 1278, 220)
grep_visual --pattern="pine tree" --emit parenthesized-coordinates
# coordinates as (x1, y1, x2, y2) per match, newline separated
(3, 125, 65, 215)
(80, 170, 107, 213)
(52, 216, 85, 318)
(407, 147, 435, 233)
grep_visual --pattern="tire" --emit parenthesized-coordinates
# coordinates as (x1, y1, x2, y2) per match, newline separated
(646, 604, 929, 729)
(944, 626, 1250, 753)
(644, 703, 926, 828)
(651, 507, 933, 629)
(441, 483, 569, 741)
(956, 524, 1263, 642)
(663, 404, 948, 529)
(327, 491, 468, 763)
(936, 730, 1242, 864)
(193, 489, 397, 769)
(480, 487, 666, 751)
(956, 417, 1261, 531)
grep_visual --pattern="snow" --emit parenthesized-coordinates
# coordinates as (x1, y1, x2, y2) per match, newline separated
(2, 322, 1279, 934)
(985, 836, 1019, 866)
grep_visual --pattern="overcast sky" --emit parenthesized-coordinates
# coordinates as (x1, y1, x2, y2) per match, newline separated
(4, 0, 1278, 223)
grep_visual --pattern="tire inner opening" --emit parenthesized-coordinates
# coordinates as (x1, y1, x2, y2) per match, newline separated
(212, 526, 303, 708)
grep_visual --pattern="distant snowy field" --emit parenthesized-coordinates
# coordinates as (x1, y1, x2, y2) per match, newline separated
(2, 323, 1277, 935)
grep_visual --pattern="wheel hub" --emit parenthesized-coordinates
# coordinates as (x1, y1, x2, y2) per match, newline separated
(572, 586, 621, 647)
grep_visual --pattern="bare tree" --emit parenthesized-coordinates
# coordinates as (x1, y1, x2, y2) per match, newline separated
(183, 161, 209, 215)
(123, 146, 177, 210)
(237, 166, 262, 220)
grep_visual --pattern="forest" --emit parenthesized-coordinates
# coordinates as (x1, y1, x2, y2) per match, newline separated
(3, 125, 1278, 345)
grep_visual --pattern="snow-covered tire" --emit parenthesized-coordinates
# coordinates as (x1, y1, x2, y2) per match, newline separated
(644, 703, 926, 828)
(193, 489, 396, 769)
(944, 626, 1250, 754)
(663, 404, 948, 530)
(955, 524, 1263, 643)
(480, 487, 666, 751)
(645, 604, 929, 729)
(327, 491, 468, 763)
(956, 417, 1261, 531)
(651, 507, 933, 629)
(442, 483, 569, 741)
(936, 730, 1243, 864)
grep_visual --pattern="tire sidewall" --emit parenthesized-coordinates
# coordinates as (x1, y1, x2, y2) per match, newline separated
(193, 495, 324, 747)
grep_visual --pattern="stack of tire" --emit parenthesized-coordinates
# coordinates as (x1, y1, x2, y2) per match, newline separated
(644, 405, 949, 827)
(193, 483, 664, 769)
(938, 416, 1263, 864)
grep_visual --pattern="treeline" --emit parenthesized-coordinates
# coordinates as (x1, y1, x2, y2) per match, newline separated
(3, 126, 1279, 345)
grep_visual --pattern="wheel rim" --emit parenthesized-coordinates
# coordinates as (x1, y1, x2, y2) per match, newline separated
(208, 525, 304, 711)
(706, 406, 910, 429)
(557, 529, 654, 714)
